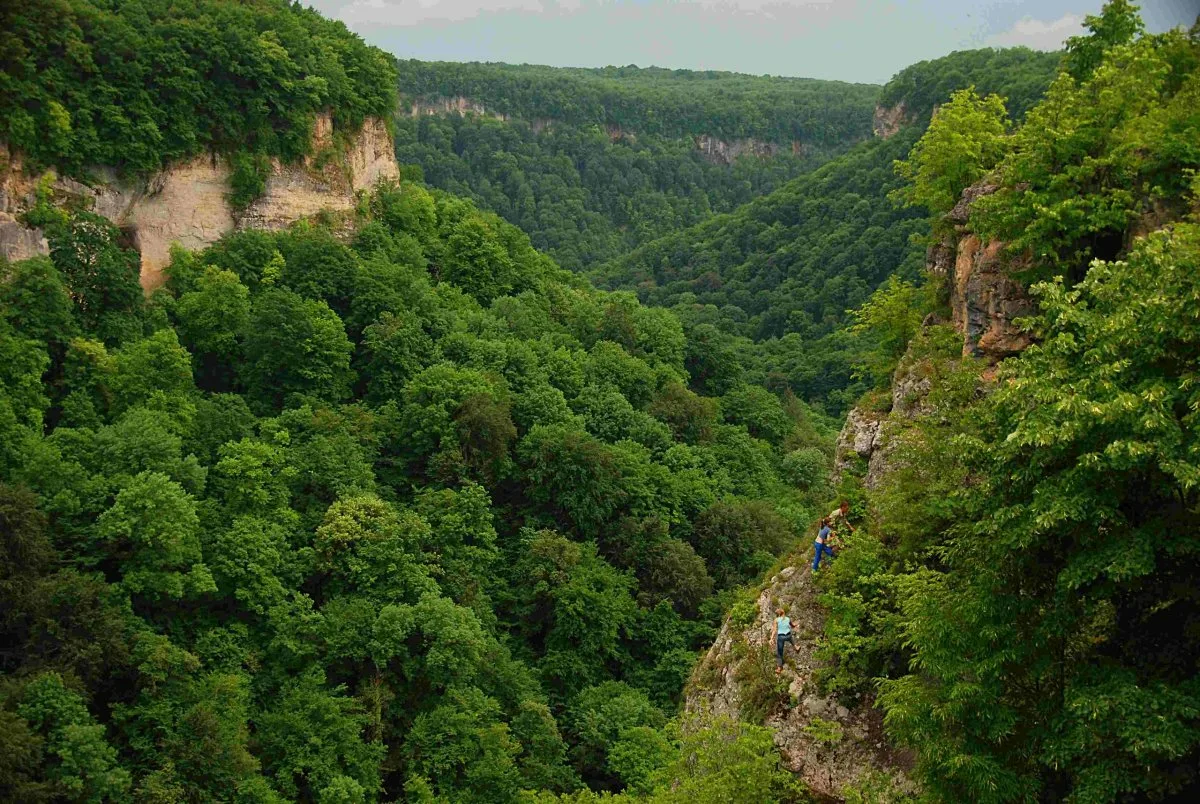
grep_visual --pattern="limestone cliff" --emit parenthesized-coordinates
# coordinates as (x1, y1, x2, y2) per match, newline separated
(686, 563, 915, 800)
(871, 102, 910, 139)
(404, 94, 811, 163)
(408, 95, 509, 122)
(0, 113, 398, 290)
(693, 134, 806, 165)
(833, 181, 1032, 482)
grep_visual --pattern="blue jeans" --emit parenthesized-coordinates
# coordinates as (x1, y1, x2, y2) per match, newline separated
(776, 632, 793, 666)
(812, 541, 833, 571)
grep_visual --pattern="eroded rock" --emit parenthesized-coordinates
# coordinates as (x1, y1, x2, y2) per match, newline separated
(0, 112, 398, 290)
(686, 559, 916, 799)
(872, 102, 909, 139)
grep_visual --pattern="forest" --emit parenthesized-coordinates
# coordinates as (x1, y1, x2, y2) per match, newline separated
(0, 0, 397, 176)
(0, 173, 834, 800)
(392, 62, 882, 273)
(395, 61, 880, 145)
(397, 48, 1061, 414)
(817, 3, 1200, 801)
(394, 112, 828, 273)
(3, 0, 1199, 800)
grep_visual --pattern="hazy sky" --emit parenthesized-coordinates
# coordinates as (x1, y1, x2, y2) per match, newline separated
(306, 0, 1197, 84)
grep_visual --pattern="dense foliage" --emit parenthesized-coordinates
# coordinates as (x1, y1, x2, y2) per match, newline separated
(587, 47, 1063, 415)
(394, 112, 829, 273)
(0, 0, 397, 175)
(396, 61, 878, 145)
(820, 7, 1200, 801)
(876, 47, 1061, 121)
(0, 176, 832, 800)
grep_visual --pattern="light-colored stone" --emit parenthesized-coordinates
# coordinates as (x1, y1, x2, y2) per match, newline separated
(686, 557, 916, 799)
(0, 112, 398, 291)
(408, 95, 508, 121)
(872, 102, 909, 138)
(832, 407, 884, 486)
(693, 134, 797, 164)
(127, 156, 236, 289)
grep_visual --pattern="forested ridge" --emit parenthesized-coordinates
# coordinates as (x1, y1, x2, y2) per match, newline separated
(1, 166, 834, 799)
(817, 3, 1200, 801)
(396, 61, 879, 145)
(4, 0, 1200, 801)
(0, 0, 396, 180)
(393, 63, 879, 273)
(590, 46, 1061, 415)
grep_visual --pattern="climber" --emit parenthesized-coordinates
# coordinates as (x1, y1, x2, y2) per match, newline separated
(773, 607, 798, 673)
(825, 504, 854, 554)
(828, 500, 855, 544)
(812, 517, 834, 572)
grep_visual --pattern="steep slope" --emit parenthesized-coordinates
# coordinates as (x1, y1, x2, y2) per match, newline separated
(818, 11, 1200, 801)
(688, 560, 915, 800)
(591, 48, 1060, 413)
(394, 61, 880, 270)
(1, 115, 397, 288)
(0, 0, 400, 288)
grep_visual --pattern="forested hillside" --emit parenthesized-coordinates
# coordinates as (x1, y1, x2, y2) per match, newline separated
(0, 0, 397, 177)
(1, 158, 833, 802)
(396, 62, 879, 144)
(394, 63, 879, 271)
(819, 3, 1200, 801)
(588, 47, 1060, 414)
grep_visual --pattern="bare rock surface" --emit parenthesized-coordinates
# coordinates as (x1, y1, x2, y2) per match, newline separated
(872, 102, 909, 138)
(0, 113, 398, 290)
(687, 561, 915, 800)
(832, 408, 885, 488)
(951, 234, 1035, 359)
(693, 134, 803, 164)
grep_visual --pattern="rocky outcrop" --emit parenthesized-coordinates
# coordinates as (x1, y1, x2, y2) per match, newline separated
(872, 102, 909, 138)
(693, 135, 803, 165)
(0, 113, 398, 290)
(832, 407, 886, 488)
(951, 234, 1035, 359)
(687, 564, 915, 799)
(408, 96, 508, 122)
(931, 182, 1036, 360)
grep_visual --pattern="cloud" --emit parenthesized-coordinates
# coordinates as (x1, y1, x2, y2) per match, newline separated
(986, 12, 1085, 51)
(334, 0, 857, 28)
(338, 0, 550, 27)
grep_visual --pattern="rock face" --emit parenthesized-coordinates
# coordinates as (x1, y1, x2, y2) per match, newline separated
(693, 134, 803, 165)
(872, 102, 909, 138)
(0, 112, 398, 290)
(933, 182, 1036, 360)
(833, 180, 1035, 491)
(408, 96, 508, 122)
(832, 408, 886, 489)
(687, 563, 915, 799)
(952, 234, 1035, 359)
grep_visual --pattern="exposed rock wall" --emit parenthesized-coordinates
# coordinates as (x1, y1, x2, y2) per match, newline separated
(408, 95, 509, 122)
(404, 95, 811, 162)
(833, 180, 1033, 491)
(931, 182, 1036, 360)
(0, 113, 398, 290)
(687, 564, 915, 799)
(872, 102, 909, 138)
(693, 134, 804, 165)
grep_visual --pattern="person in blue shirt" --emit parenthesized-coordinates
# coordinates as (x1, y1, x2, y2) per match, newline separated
(812, 517, 834, 572)
(773, 607, 797, 673)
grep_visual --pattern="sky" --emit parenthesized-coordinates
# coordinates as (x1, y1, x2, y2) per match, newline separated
(306, 0, 1197, 84)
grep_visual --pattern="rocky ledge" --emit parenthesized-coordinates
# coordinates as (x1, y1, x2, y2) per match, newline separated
(0, 112, 397, 290)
